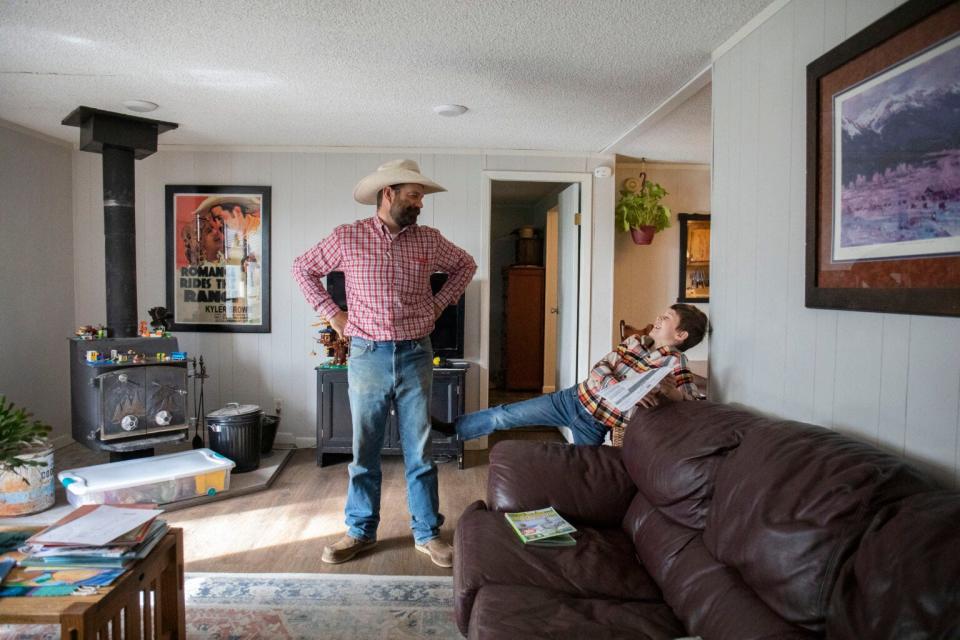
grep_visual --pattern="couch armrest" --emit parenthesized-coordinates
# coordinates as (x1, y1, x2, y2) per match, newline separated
(487, 441, 636, 528)
(454, 499, 488, 635)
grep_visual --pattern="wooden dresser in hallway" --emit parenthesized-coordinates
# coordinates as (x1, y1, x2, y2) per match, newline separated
(503, 265, 545, 391)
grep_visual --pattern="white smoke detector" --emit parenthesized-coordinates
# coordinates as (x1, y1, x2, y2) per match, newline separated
(123, 100, 159, 113)
(433, 104, 468, 117)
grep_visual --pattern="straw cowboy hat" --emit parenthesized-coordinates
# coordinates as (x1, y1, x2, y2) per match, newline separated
(192, 195, 260, 217)
(353, 159, 446, 205)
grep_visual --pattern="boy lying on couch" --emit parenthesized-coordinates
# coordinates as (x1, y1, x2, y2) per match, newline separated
(432, 304, 708, 445)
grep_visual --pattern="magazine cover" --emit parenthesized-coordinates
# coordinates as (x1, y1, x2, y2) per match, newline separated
(504, 507, 576, 543)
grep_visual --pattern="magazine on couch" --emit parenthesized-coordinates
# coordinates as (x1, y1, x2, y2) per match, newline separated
(504, 507, 577, 546)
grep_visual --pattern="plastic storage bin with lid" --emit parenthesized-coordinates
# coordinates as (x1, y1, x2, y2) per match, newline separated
(58, 448, 236, 507)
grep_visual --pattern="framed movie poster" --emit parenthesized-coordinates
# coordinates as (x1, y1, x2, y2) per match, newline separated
(165, 185, 271, 332)
(806, 0, 960, 316)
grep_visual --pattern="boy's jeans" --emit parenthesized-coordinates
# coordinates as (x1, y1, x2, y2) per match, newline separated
(456, 385, 608, 445)
(345, 336, 443, 545)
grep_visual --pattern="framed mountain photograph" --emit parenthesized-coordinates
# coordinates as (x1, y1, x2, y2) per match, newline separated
(806, 0, 960, 316)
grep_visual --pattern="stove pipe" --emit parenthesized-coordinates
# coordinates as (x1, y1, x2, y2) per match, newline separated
(62, 107, 178, 337)
(102, 145, 137, 337)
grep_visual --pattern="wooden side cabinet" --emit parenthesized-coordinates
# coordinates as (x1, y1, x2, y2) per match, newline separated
(316, 365, 467, 469)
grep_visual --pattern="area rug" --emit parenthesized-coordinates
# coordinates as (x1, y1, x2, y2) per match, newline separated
(0, 572, 460, 639)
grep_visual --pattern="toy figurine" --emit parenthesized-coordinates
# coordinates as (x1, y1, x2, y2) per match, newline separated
(148, 306, 172, 332)
(138, 320, 149, 337)
(313, 317, 349, 366)
(75, 325, 105, 340)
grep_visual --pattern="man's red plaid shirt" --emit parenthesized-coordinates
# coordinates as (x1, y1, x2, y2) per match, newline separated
(293, 216, 476, 341)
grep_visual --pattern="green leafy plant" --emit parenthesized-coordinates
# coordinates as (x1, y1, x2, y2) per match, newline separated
(615, 180, 671, 233)
(0, 395, 52, 478)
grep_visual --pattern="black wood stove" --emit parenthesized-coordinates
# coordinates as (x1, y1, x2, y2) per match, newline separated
(63, 106, 183, 459)
(69, 337, 188, 450)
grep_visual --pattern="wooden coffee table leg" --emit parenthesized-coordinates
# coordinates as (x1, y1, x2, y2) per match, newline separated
(159, 528, 186, 638)
(54, 528, 185, 640)
(59, 601, 92, 639)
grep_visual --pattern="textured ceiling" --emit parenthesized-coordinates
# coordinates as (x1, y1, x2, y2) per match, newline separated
(0, 0, 768, 156)
(618, 84, 713, 164)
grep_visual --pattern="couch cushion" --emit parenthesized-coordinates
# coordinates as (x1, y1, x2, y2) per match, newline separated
(704, 417, 938, 632)
(625, 491, 816, 640)
(623, 401, 746, 530)
(827, 491, 960, 639)
(467, 585, 687, 640)
(487, 441, 635, 528)
(455, 503, 660, 635)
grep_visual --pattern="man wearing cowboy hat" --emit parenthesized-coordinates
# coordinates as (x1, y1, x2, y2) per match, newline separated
(293, 159, 476, 567)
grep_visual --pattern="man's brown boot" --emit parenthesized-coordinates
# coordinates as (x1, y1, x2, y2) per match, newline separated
(322, 535, 377, 564)
(415, 538, 453, 567)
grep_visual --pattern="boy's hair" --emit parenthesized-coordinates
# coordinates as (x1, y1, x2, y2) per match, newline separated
(671, 303, 708, 352)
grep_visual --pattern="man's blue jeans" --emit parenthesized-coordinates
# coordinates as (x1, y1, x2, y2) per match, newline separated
(456, 385, 608, 445)
(345, 336, 442, 545)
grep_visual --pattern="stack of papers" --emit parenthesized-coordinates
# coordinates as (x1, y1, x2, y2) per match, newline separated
(0, 505, 168, 597)
(19, 505, 167, 570)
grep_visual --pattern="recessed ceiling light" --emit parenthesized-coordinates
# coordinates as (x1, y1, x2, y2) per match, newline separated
(433, 104, 468, 117)
(123, 100, 159, 113)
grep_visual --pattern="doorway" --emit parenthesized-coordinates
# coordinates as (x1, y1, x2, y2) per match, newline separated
(479, 172, 593, 428)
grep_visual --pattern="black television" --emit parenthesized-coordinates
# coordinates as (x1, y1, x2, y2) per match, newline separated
(325, 271, 466, 360)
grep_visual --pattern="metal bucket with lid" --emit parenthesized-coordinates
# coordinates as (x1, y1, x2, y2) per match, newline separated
(206, 402, 263, 473)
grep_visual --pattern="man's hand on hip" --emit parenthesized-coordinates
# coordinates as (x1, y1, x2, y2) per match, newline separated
(330, 310, 349, 338)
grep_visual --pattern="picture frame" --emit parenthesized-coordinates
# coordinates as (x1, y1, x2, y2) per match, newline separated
(165, 185, 271, 332)
(677, 213, 710, 303)
(806, 0, 960, 317)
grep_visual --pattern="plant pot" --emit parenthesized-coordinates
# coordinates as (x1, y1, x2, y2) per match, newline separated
(630, 225, 657, 245)
(0, 445, 55, 516)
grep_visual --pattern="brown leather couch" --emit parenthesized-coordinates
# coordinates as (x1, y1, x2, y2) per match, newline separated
(453, 401, 960, 639)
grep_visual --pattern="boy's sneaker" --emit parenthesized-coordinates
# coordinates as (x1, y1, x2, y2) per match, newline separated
(322, 535, 377, 564)
(416, 538, 453, 567)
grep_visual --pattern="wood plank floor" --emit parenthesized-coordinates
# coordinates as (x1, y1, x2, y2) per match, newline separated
(166, 448, 487, 576)
(51, 428, 563, 576)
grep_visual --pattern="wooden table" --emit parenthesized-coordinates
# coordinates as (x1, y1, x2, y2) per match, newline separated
(0, 528, 185, 639)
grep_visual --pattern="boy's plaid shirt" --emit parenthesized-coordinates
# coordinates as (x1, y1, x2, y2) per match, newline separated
(576, 335, 702, 431)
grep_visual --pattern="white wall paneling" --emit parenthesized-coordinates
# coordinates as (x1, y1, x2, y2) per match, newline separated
(0, 126, 74, 446)
(711, 0, 960, 486)
(750, 5, 794, 415)
(780, 0, 827, 424)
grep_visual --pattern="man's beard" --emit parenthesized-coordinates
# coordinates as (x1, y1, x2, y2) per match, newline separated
(391, 203, 420, 228)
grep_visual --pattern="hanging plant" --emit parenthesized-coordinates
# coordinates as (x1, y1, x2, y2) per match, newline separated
(615, 173, 671, 245)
